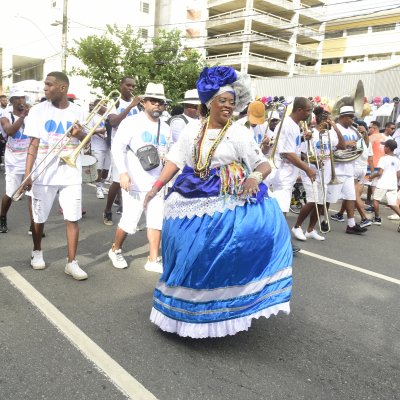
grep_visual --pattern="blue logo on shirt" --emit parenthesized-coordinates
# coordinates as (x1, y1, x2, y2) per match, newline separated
(141, 130, 166, 145)
(295, 135, 302, 146)
(44, 120, 73, 134)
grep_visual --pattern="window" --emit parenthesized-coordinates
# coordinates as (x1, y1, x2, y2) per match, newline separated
(325, 30, 343, 39)
(139, 28, 148, 39)
(346, 27, 368, 36)
(140, 1, 150, 13)
(372, 23, 396, 33)
(368, 53, 391, 61)
(321, 58, 340, 65)
(50, 0, 57, 7)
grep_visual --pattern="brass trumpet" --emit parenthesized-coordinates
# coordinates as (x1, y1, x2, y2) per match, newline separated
(12, 90, 121, 201)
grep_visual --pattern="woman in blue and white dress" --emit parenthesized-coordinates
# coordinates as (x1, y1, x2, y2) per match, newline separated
(144, 67, 293, 338)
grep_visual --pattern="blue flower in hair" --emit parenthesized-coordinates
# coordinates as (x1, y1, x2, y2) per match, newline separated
(196, 66, 237, 104)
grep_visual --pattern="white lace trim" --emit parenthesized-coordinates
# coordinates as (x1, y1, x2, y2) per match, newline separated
(150, 302, 290, 339)
(164, 192, 245, 220)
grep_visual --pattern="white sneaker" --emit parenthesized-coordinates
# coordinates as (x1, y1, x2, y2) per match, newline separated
(65, 260, 88, 280)
(108, 248, 128, 269)
(96, 187, 104, 199)
(144, 257, 163, 273)
(31, 250, 46, 270)
(291, 226, 307, 241)
(305, 229, 325, 241)
(387, 214, 400, 220)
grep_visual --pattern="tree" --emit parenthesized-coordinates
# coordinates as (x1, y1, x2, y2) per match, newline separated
(69, 25, 204, 104)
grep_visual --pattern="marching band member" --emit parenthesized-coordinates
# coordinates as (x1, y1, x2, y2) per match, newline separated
(23, 71, 88, 279)
(328, 106, 368, 234)
(291, 107, 345, 241)
(268, 97, 316, 252)
(0, 89, 30, 233)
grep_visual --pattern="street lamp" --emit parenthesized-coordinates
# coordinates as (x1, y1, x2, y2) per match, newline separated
(51, 0, 68, 72)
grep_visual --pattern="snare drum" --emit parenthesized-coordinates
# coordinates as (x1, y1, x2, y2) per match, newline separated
(81, 155, 98, 183)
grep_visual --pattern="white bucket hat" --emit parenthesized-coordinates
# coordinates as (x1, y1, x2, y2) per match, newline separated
(141, 83, 167, 101)
(178, 89, 201, 105)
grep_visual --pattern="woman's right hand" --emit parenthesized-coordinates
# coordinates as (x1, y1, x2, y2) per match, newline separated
(143, 188, 158, 209)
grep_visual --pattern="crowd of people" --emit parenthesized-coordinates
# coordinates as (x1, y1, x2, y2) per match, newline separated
(1, 67, 399, 339)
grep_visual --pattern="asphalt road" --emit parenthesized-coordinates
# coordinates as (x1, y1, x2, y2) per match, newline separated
(0, 170, 399, 400)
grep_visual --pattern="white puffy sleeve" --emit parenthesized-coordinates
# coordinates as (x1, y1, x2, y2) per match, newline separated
(232, 124, 267, 171)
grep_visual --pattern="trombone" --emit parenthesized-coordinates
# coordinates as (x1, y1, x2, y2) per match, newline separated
(301, 121, 331, 234)
(267, 103, 288, 168)
(12, 90, 121, 201)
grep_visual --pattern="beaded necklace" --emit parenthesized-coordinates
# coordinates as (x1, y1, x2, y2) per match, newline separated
(192, 117, 232, 179)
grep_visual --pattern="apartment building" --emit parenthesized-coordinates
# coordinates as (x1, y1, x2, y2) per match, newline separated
(205, 0, 326, 77)
(321, 9, 400, 74)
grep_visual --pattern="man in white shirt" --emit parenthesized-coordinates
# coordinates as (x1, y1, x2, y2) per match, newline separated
(0, 90, 30, 233)
(87, 98, 110, 199)
(108, 83, 170, 273)
(268, 97, 316, 253)
(103, 76, 141, 225)
(328, 106, 367, 234)
(169, 89, 200, 147)
(23, 71, 88, 280)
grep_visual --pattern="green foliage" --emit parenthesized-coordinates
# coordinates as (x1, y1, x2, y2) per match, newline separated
(69, 25, 205, 104)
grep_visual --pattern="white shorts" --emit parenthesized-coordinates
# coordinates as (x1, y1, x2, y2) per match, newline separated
(326, 175, 356, 203)
(5, 172, 24, 197)
(92, 149, 111, 171)
(268, 164, 298, 213)
(110, 154, 120, 183)
(354, 165, 367, 183)
(118, 190, 164, 234)
(373, 188, 398, 206)
(31, 184, 82, 223)
(303, 180, 326, 204)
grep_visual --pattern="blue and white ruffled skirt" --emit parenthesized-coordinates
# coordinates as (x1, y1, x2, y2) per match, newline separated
(150, 167, 293, 338)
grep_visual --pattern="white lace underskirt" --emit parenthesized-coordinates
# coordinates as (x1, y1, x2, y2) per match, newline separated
(164, 192, 246, 220)
(150, 302, 290, 339)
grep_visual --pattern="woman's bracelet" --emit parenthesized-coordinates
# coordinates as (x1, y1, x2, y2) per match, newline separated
(248, 171, 263, 184)
(153, 180, 164, 191)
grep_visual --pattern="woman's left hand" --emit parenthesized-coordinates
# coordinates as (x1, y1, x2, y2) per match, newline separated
(239, 177, 259, 200)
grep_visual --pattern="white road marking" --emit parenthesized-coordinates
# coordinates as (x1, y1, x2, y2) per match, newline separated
(0, 266, 158, 400)
(300, 250, 400, 286)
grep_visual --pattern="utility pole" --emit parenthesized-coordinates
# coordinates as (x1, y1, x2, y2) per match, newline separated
(61, 0, 68, 72)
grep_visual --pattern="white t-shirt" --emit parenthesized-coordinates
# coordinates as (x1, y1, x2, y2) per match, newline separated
(376, 155, 400, 190)
(110, 98, 139, 140)
(88, 113, 108, 151)
(1, 111, 30, 174)
(355, 140, 373, 168)
(276, 116, 302, 158)
(24, 100, 86, 186)
(334, 124, 359, 177)
(170, 114, 197, 145)
(111, 112, 170, 192)
(299, 127, 338, 184)
(166, 120, 266, 173)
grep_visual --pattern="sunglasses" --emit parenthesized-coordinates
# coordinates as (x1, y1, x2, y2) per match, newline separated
(145, 98, 166, 106)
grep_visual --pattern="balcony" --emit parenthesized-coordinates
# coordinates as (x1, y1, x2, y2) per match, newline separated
(206, 30, 319, 60)
(298, 2, 326, 22)
(208, 0, 295, 12)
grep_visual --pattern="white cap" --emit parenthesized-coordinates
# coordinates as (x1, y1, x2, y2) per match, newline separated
(9, 88, 27, 99)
